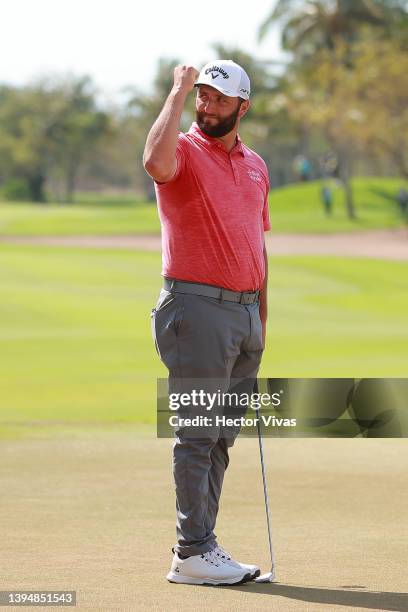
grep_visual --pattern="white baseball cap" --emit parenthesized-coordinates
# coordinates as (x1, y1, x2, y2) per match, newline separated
(195, 59, 251, 100)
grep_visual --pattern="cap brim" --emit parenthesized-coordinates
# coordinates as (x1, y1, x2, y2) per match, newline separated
(194, 80, 240, 98)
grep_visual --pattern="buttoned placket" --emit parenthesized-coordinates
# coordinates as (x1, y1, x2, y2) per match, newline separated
(229, 152, 241, 186)
(214, 143, 241, 186)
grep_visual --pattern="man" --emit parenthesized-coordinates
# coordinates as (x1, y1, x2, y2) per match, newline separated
(143, 60, 271, 586)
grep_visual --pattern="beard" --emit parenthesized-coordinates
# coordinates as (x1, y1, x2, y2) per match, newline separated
(196, 103, 242, 138)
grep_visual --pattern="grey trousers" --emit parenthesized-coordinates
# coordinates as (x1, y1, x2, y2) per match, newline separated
(151, 285, 264, 556)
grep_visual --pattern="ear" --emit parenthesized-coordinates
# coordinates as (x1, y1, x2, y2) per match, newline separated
(238, 99, 250, 119)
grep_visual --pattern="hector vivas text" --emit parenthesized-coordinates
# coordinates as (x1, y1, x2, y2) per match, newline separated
(167, 389, 297, 429)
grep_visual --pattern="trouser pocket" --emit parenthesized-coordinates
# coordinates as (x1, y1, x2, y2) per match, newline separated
(150, 308, 160, 358)
(150, 292, 184, 368)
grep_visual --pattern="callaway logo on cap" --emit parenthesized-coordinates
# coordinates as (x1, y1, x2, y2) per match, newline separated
(194, 59, 251, 100)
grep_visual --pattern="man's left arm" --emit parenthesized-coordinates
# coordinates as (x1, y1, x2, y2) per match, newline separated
(259, 241, 268, 348)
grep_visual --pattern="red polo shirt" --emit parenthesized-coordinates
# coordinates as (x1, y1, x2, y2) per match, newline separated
(154, 122, 271, 292)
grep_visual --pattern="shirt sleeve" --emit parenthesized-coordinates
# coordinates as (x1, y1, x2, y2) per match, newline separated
(262, 173, 271, 232)
(153, 133, 186, 185)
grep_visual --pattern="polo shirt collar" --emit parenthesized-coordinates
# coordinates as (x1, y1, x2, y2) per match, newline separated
(188, 122, 245, 157)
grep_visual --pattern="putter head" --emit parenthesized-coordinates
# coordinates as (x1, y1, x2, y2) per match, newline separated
(254, 570, 277, 583)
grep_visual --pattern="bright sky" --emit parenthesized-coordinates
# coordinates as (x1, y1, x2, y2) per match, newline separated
(2, 0, 284, 105)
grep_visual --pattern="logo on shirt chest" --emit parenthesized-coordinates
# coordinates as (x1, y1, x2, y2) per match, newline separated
(247, 169, 262, 184)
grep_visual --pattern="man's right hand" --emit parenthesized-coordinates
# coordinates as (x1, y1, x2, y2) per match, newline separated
(143, 65, 199, 184)
(173, 65, 199, 93)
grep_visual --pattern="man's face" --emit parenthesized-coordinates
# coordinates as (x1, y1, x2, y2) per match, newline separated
(195, 85, 249, 138)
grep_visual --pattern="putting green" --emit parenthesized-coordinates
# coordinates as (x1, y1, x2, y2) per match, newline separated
(1, 431, 406, 610)
(0, 244, 407, 438)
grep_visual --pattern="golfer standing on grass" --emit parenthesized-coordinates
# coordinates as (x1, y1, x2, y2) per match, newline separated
(144, 60, 271, 586)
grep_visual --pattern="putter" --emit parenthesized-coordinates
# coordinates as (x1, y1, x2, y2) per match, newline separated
(253, 379, 277, 583)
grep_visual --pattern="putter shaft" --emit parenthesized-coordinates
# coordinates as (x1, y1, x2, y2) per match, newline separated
(255, 394, 276, 578)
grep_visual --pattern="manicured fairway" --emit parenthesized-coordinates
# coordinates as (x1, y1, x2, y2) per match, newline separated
(1, 244, 407, 437)
(0, 177, 407, 236)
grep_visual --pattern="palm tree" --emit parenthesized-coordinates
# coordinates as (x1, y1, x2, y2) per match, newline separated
(259, 0, 408, 57)
(258, 0, 407, 219)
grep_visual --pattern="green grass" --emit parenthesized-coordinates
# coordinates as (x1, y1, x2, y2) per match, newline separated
(0, 177, 407, 236)
(269, 177, 408, 232)
(0, 244, 407, 438)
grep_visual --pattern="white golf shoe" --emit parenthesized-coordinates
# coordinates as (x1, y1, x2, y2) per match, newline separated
(166, 548, 251, 585)
(213, 545, 260, 580)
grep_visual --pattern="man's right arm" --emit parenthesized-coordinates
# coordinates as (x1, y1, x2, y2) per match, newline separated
(143, 65, 199, 184)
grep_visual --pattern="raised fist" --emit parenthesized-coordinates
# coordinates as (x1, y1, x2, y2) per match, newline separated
(173, 65, 199, 93)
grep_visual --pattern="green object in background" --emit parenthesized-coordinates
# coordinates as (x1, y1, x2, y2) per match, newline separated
(1, 178, 31, 202)
(0, 245, 407, 438)
(0, 177, 407, 236)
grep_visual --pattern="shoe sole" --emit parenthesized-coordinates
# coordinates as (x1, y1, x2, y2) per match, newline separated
(250, 569, 261, 580)
(166, 571, 251, 586)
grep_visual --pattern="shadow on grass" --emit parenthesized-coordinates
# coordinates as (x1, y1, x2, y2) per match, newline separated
(369, 187, 399, 206)
(221, 583, 407, 611)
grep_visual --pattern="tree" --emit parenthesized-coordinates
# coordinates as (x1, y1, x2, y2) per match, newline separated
(0, 76, 111, 202)
(0, 85, 55, 202)
(40, 75, 112, 203)
(339, 38, 408, 179)
(281, 40, 364, 217)
(280, 35, 408, 219)
(258, 0, 408, 215)
(259, 0, 408, 60)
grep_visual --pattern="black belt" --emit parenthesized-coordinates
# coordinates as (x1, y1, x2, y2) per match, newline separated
(164, 278, 260, 305)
